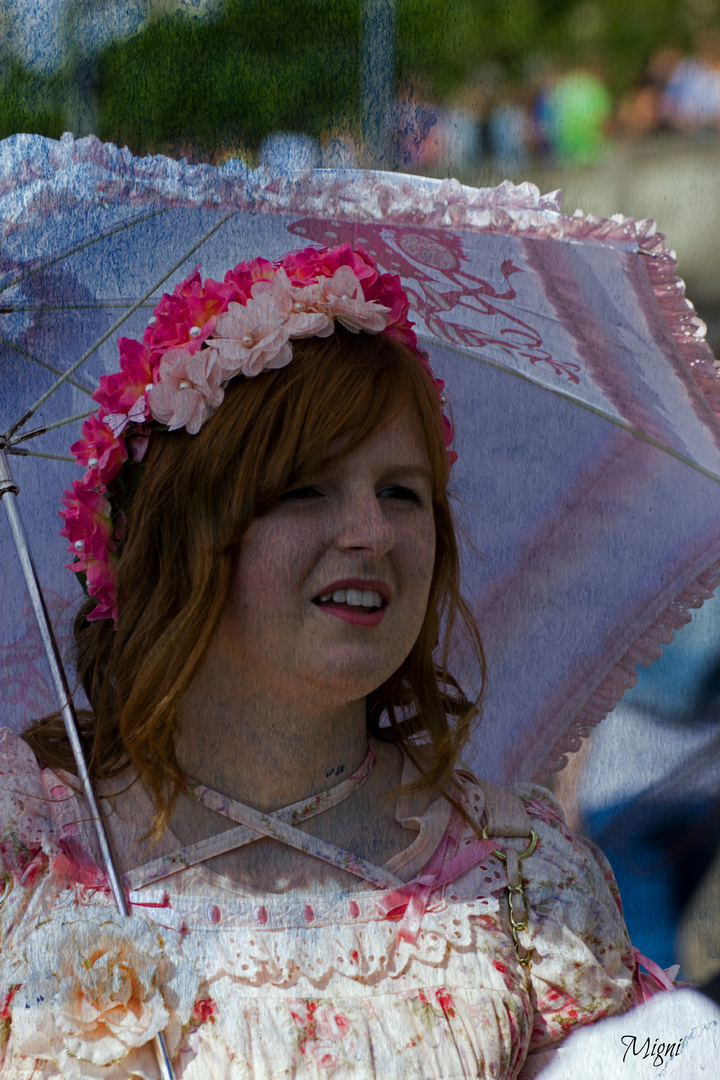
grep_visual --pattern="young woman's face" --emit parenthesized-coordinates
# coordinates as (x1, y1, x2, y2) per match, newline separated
(218, 404, 437, 705)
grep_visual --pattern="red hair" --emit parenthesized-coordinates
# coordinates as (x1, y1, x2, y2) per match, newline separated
(25, 327, 485, 836)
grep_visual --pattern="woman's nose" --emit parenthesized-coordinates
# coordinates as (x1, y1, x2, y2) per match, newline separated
(333, 489, 395, 555)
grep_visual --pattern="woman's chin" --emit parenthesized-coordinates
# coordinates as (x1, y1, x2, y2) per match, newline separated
(291, 655, 405, 704)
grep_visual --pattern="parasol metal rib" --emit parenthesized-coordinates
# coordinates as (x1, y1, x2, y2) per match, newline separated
(419, 333, 720, 487)
(0, 336, 96, 397)
(7, 409, 94, 447)
(0, 300, 157, 313)
(5, 210, 236, 441)
(3, 449, 75, 461)
(0, 206, 172, 295)
(0, 449, 178, 1080)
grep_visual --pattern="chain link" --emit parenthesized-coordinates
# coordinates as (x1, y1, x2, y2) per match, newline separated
(481, 827, 537, 969)
(0, 871, 12, 912)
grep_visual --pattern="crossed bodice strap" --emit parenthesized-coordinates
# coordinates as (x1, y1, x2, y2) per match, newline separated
(126, 738, 403, 892)
(125, 756, 538, 964)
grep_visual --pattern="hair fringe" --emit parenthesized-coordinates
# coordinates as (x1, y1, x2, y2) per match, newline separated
(24, 329, 486, 846)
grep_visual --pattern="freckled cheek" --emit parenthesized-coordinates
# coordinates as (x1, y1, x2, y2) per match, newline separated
(231, 532, 324, 617)
(401, 524, 436, 602)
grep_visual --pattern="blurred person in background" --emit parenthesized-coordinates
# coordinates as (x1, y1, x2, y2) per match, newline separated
(615, 48, 683, 138)
(320, 129, 361, 169)
(540, 68, 613, 166)
(387, 79, 447, 170)
(258, 132, 322, 171)
(660, 31, 720, 133)
(487, 89, 531, 172)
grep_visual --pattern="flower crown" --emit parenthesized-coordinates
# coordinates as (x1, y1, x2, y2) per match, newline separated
(60, 243, 455, 626)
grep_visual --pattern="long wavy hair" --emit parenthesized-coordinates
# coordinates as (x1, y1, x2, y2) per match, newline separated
(24, 327, 485, 836)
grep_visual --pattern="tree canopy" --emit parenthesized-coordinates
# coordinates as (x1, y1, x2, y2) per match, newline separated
(0, 0, 710, 152)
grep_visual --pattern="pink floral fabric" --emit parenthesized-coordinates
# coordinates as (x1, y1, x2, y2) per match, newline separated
(0, 728, 641, 1079)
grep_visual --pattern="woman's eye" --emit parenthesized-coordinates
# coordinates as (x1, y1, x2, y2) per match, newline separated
(378, 485, 423, 503)
(279, 485, 323, 500)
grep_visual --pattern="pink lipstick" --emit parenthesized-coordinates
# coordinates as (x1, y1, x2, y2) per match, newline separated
(312, 578, 390, 627)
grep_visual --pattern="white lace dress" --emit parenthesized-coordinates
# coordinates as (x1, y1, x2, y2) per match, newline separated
(0, 727, 642, 1079)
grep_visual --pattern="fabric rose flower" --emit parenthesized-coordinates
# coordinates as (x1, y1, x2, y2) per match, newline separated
(147, 347, 227, 434)
(317, 266, 391, 333)
(210, 293, 296, 377)
(364, 271, 417, 349)
(12, 912, 197, 1080)
(92, 338, 157, 437)
(289, 1001, 355, 1073)
(83, 557, 120, 624)
(144, 270, 235, 355)
(314, 1004, 352, 1041)
(70, 414, 128, 486)
(258, 268, 335, 339)
(317, 242, 379, 288)
(59, 482, 114, 569)
(222, 256, 276, 302)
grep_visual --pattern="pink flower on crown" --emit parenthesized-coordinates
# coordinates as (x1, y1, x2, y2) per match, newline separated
(277, 246, 323, 284)
(365, 272, 417, 350)
(147, 347, 227, 434)
(211, 292, 299, 377)
(70, 414, 128, 487)
(60, 482, 115, 569)
(444, 426, 458, 466)
(223, 257, 276, 303)
(254, 267, 335, 336)
(84, 558, 120, 624)
(92, 338, 157, 436)
(145, 270, 235, 355)
(316, 242, 380, 288)
(317, 266, 391, 333)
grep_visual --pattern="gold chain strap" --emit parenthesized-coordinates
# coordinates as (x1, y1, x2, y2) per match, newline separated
(481, 826, 537, 969)
(0, 871, 12, 912)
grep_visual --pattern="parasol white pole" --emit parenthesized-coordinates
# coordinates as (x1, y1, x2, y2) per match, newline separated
(0, 448, 177, 1080)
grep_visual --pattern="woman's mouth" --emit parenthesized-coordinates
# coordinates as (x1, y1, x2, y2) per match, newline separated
(313, 587, 387, 626)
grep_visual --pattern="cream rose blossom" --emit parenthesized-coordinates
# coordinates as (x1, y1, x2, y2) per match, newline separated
(12, 912, 197, 1080)
(317, 266, 391, 332)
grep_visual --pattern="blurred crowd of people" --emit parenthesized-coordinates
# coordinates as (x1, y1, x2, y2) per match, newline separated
(243, 36, 720, 176)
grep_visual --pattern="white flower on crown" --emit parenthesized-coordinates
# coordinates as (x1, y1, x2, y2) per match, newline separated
(209, 265, 390, 378)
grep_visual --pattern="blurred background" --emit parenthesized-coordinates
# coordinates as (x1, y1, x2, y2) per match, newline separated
(3, 0, 720, 344)
(2, 0, 720, 985)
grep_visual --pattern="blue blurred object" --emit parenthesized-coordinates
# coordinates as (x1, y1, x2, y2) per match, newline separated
(487, 102, 529, 169)
(579, 590, 720, 975)
(258, 132, 322, 170)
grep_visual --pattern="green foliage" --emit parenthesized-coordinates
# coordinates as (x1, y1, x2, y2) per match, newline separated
(95, 0, 362, 156)
(0, 63, 65, 142)
(0, 0, 716, 149)
(394, 0, 701, 97)
(396, 0, 547, 92)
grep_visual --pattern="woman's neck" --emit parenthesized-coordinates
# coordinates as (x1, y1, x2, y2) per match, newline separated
(174, 681, 369, 814)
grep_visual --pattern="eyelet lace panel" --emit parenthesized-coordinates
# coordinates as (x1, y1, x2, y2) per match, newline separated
(185, 897, 502, 987)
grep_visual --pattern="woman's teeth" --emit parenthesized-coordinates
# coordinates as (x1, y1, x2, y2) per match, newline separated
(317, 588, 384, 608)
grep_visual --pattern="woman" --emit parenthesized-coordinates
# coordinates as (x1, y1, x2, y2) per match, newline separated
(0, 243, 660, 1079)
